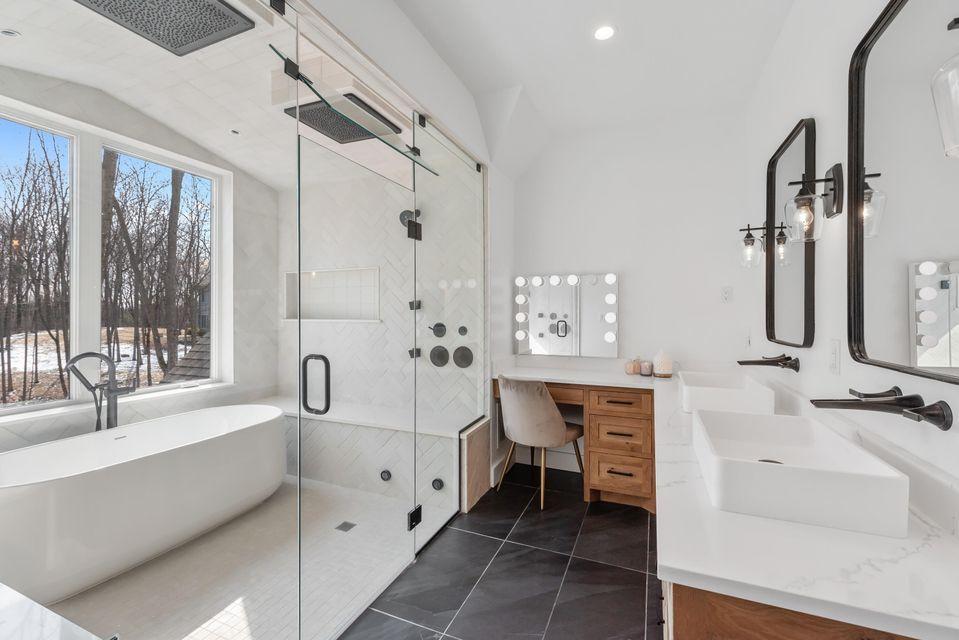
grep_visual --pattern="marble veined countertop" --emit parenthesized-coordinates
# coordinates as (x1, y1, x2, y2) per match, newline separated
(653, 378, 959, 640)
(0, 583, 102, 640)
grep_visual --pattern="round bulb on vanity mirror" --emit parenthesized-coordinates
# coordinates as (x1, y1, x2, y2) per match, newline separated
(918, 286, 938, 301)
(918, 261, 939, 276)
(567, 274, 580, 286)
(604, 273, 617, 285)
(604, 331, 616, 343)
(605, 293, 617, 305)
(515, 312, 528, 323)
(549, 275, 562, 286)
(515, 294, 528, 305)
(918, 310, 938, 324)
(919, 334, 940, 348)
(515, 330, 527, 341)
(604, 312, 617, 324)
(531, 276, 544, 287)
(515, 276, 528, 287)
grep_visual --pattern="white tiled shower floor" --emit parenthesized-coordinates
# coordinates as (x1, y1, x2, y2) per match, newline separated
(53, 482, 435, 640)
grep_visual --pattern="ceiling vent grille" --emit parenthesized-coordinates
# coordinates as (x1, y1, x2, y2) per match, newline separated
(73, 0, 255, 56)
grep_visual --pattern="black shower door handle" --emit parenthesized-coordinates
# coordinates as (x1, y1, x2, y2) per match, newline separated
(302, 354, 331, 415)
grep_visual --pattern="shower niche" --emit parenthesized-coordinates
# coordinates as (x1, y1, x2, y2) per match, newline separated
(284, 266, 380, 321)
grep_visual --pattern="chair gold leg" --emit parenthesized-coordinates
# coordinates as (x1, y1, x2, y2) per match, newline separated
(496, 441, 516, 492)
(540, 447, 547, 510)
(572, 438, 584, 474)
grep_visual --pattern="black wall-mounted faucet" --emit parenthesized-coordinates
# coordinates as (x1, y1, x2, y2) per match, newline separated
(737, 354, 800, 372)
(810, 387, 952, 431)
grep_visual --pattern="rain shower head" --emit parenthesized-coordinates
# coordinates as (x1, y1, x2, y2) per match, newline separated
(285, 94, 401, 144)
(73, 0, 255, 56)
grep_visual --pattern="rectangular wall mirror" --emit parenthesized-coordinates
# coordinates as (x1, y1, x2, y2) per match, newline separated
(513, 273, 619, 357)
(850, 0, 959, 383)
(766, 118, 816, 347)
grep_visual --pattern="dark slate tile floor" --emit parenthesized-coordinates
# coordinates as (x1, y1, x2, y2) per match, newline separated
(340, 464, 663, 640)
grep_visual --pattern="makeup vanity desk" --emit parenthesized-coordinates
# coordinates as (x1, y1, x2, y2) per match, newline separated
(493, 367, 657, 512)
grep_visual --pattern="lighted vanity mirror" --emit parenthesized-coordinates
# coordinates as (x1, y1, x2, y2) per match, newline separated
(766, 118, 815, 348)
(512, 273, 619, 357)
(850, 0, 959, 383)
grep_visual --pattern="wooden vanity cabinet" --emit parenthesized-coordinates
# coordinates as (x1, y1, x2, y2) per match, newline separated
(492, 379, 655, 512)
(662, 583, 916, 640)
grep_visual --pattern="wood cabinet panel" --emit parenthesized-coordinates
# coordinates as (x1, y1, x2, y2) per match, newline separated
(588, 413, 653, 457)
(668, 583, 916, 640)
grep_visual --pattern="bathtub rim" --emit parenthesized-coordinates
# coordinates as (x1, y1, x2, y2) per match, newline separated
(0, 403, 284, 489)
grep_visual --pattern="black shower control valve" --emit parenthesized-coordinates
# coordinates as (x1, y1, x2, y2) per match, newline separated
(432, 478, 444, 491)
(380, 470, 391, 482)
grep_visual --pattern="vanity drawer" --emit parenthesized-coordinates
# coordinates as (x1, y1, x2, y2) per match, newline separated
(548, 384, 585, 406)
(588, 414, 652, 457)
(589, 452, 653, 497)
(588, 388, 652, 416)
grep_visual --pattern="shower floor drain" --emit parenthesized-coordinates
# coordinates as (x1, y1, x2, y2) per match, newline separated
(757, 458, 783, 464)
(335, 521, 356, 532)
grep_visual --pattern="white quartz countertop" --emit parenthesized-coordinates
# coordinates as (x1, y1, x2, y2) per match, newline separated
(495, 366, 656, 389)
(653, 378, 959, 639)
(258, 395, 478, 438)
(0, 583, 102, 640)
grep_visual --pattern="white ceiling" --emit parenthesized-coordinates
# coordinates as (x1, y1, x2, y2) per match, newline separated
(395, 0, 795, 132)
(0, 0, 417, 191)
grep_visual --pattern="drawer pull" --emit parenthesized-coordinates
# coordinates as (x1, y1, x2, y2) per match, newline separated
(607, 399, 634, 405)
(607, 469, 634, 477)
(607, 431, 634, 438)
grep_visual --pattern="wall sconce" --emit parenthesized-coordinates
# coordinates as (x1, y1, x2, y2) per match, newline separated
(785, 164, 843, 241)
(739, 224, 763, 269)
(861, 172, 885, 238)
(774, 224, 790, 267)
(933, 19, 959, 158)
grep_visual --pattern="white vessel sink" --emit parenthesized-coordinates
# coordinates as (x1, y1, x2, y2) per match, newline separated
(692, 410, 909, 537)
(678, 371, 775, 414)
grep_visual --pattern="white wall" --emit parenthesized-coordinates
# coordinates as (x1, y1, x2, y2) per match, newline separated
(513, 116, 753, 370)
(0, 68, 279, 452)
(742, 0, 959, 481)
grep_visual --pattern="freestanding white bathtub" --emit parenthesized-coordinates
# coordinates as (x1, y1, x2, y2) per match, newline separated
(0, 404, 285, 604)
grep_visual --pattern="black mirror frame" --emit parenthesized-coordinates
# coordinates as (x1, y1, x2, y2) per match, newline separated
(766, 118, 816, 348)
(847, 0, 959, 384)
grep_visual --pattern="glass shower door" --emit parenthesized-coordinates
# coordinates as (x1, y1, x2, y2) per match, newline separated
(412, 115, 487, 549)
(293, 92, 419, 639)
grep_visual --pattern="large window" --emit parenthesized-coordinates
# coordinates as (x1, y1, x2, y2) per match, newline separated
(0, 109, 221, 414)
(101, 150, 213, 389)
(0, 116, 71, 407)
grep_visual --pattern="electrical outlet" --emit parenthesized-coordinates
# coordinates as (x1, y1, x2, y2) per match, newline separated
(721, 286, 734, 303)
(829, 339, 841, 374)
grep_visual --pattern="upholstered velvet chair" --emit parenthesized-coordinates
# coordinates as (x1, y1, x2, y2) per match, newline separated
(495, 376, 584, 509)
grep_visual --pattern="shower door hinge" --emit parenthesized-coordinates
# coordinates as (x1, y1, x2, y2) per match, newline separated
(408, 348, 421, 359)
(407, 219, 422, 241)
(270, 0, 286, 15)
(283, 58, 299, 82)
(409, 300, 422, 310)
(476, 162, 482, 173)
(408, 145, 421, 157)
(417, 114, 427, 127)
(407, 504, 422, 531)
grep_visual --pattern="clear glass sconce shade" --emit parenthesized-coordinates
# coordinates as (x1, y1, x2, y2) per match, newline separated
(861, 184, 886, 239)
(740, 234, 763, 269)
(775, 234, 790, 267)
(785, 192, 825, 242)
(932, 53, 959, 158)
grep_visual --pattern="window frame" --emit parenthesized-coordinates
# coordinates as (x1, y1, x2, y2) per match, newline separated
(0, 101, 233, 418)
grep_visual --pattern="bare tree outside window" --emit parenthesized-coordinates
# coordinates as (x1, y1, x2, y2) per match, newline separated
(0, 117, 71, 407)
(101, 149, 213, 389)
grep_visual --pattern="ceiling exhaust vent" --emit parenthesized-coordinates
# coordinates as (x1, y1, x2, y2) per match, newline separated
(284, 94, 401, 145)
(73, 0, 255, 56)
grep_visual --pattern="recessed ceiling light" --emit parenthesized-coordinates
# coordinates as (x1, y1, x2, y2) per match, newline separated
(594, 25, 615, 41)
(1, 29, 21, 38)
